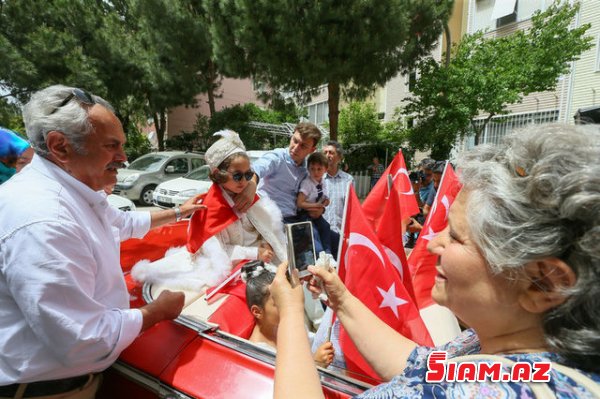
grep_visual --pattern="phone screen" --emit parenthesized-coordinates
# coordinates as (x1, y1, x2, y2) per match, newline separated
(287, 222, 316, 276)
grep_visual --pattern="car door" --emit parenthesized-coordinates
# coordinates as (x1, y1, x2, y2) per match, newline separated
(163, 157, 190, 182)
(190, 157, 205, 171)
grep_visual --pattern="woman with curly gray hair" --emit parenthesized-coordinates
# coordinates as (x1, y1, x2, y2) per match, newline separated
(270, 124, 600, 398)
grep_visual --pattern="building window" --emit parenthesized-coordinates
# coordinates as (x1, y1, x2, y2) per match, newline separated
(408, 70, 417, 92)
(307, 101, 329, 125)
(494, 0, 518, 28)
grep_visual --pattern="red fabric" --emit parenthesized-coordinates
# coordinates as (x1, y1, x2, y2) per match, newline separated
(407, 164, 462, 309)
(120, 221, 189, 272)
(362, 150, 419, 230)
(338, 186, 433, 381)
(206, 261, 254, 338)
(187, 186, 238, 253)
(375, 188, 416, 303)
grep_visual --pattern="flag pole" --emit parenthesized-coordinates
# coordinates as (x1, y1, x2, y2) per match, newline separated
(204, 268, 242, 302)
(328, 182, 352, 343)
(336, 181, 352, 266)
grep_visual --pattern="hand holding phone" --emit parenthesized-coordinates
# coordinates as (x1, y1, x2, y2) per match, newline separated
(286, 221, 317, 280)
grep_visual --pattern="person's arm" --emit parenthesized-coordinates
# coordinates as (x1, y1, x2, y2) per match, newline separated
(422, 187, 436, 217)
(271, 262, 325, 399)
(233, 151, 277, 213)
(233, 175, 258, 213)
(307, 207, 325, 219)
(139, 290, 185, 331)
(297, 192, 324, 211)
(149, 193, 205, 229)
(4, 223, 149, 367)
(307, 265, 417, 380)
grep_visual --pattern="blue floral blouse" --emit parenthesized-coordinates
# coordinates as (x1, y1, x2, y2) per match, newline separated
(356, 329, 600, 398)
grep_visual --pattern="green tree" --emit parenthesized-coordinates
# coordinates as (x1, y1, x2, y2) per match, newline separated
(207, 0, 453, 141)
(0, 98, 24, 134)
(208, 103, 297, 150)
(0, 0, 221, 151)
(403, 2, 592, 158)
(338, 102, 383, 145)
(338, 101, 406, 171)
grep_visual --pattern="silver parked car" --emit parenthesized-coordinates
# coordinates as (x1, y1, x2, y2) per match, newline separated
(152, 165, 212, 208)
(114, 151, 205, 206)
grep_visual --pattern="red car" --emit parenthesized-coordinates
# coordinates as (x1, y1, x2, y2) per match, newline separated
(97, 221, 373, 399)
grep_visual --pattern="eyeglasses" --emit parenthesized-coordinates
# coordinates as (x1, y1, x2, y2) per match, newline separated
(50, 88, 96, 115)
(229, 170, 254, 182)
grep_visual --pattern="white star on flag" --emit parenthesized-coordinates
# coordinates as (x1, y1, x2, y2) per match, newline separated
(421, 226, 438, 242)
(377, 283, 407, 319)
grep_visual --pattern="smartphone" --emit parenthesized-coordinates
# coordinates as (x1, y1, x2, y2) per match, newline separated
(285, 221, 317, 279)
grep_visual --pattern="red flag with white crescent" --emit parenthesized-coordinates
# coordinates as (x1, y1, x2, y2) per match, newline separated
(186, 185, 259, 253)
(375, 187, 416, 303)
(408, 163, 462, 309)
(338, 186, 432, 381)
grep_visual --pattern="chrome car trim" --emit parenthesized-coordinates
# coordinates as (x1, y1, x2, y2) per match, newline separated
(140, 283, 371, 396)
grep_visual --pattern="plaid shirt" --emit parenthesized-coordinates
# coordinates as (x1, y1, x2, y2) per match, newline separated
(323, 169, 354, 233)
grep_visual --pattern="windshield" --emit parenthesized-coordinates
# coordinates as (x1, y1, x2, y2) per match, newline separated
(128, 154, 169, 172)
(185, 166, 211, 181)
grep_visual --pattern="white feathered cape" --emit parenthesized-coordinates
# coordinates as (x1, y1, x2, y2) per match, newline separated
(131, 195, 286, 292)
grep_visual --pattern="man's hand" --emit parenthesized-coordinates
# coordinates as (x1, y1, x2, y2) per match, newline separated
(406, 217, 422, 234)
(233, 179, 257, 213)
(140, 290, 185, 331)
(180, 193, 206, 218)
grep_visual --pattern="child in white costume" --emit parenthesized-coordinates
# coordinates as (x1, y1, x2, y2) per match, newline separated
(132, 131, 286, 291)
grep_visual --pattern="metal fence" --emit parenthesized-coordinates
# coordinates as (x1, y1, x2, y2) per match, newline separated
(349, 171, 371, 199)
(461, 109, 560, 150)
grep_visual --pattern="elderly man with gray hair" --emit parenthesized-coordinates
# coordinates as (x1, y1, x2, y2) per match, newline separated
(322, 140, 353, 258)
(0, 85, 202, 398)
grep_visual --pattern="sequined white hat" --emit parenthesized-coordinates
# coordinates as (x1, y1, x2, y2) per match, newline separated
(204, 130, 246, 170)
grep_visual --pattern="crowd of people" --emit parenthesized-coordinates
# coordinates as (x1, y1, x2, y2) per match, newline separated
(0, 84, 599, 399)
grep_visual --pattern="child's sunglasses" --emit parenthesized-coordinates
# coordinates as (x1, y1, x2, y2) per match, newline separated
(230, 170, 255, 182)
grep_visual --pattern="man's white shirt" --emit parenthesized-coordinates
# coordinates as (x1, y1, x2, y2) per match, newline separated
(0, 155, 149, 384)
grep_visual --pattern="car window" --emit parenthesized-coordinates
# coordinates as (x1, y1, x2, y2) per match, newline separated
(185, 166, 211, 181)
(166, 158, 189, 174)
(191, 157, 205, 170)
(128, 154, 169, 171)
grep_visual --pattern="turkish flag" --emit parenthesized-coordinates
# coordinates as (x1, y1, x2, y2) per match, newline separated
(187, 185, 259, 253)
(362, 150, 419, 230)
(120, 221, 189, 272)
(338, 186, 432, 381)
(407, 163, 462, 309)
(376, 188, 416, 303)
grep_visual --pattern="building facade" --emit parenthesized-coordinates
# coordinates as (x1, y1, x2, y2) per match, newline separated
(458, 0, 599, 152)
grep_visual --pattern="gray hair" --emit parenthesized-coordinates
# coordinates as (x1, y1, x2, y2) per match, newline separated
(457, 123, 600, 372)
(325, 140, 344, 158)
(22, 85, 113, 157)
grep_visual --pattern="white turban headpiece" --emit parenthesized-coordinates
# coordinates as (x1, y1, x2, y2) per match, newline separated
(204, 130, 246, 170)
